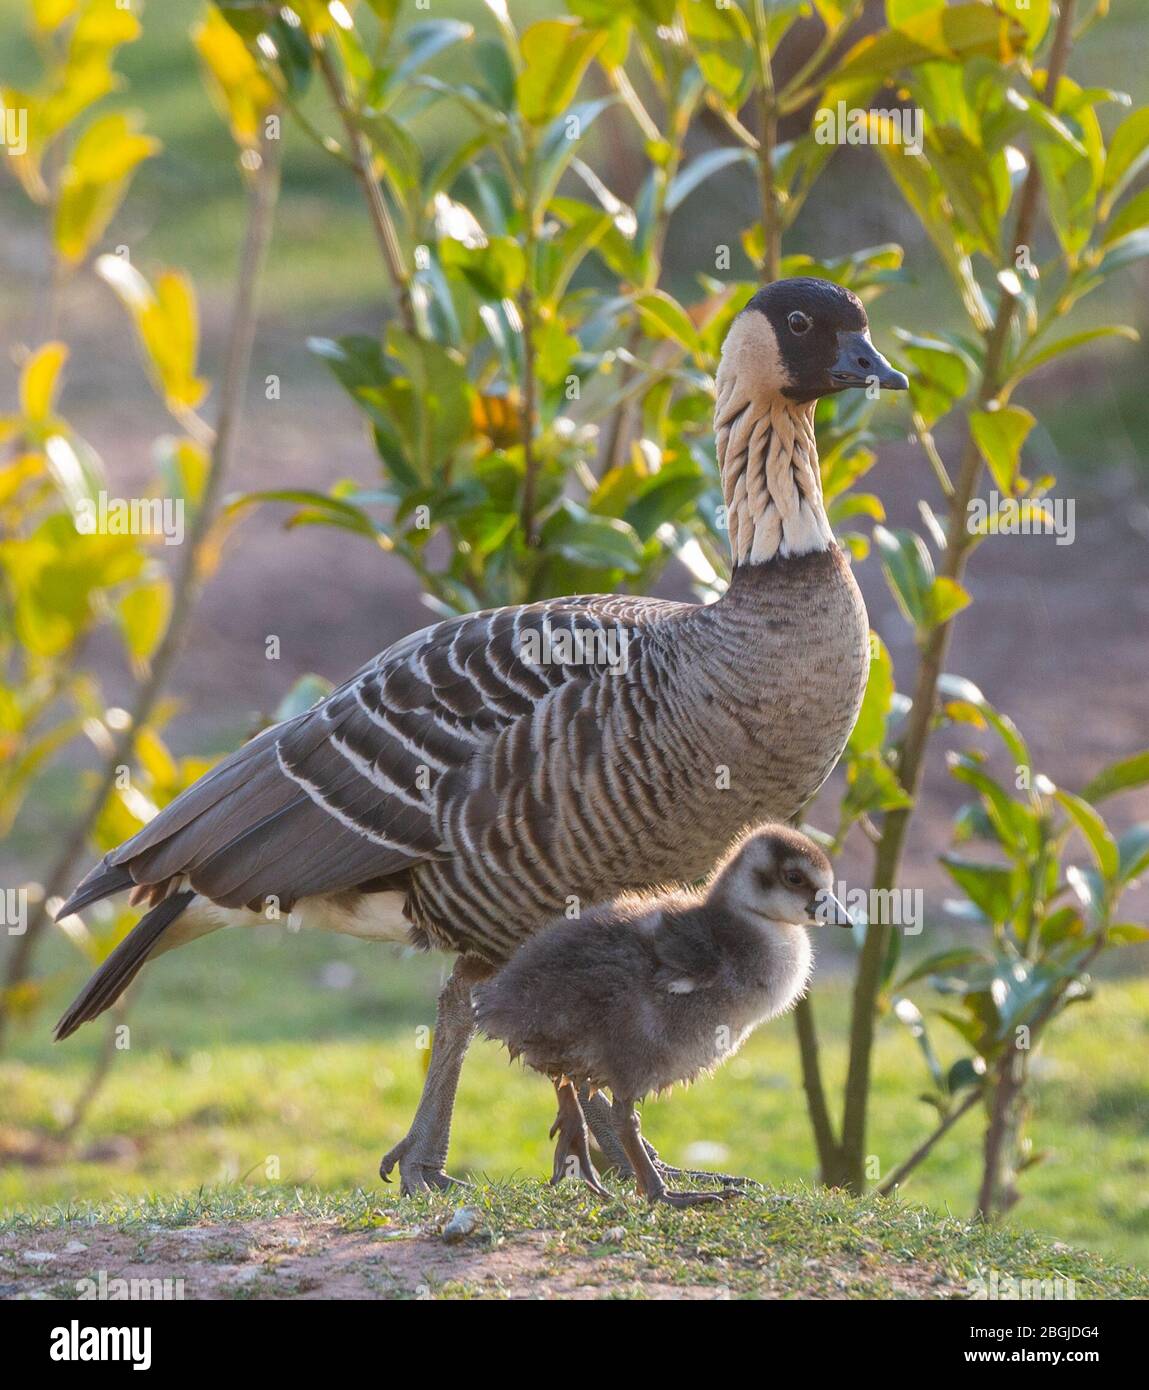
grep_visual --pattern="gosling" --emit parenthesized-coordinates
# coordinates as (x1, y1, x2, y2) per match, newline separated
(473, 824, 851, 1208)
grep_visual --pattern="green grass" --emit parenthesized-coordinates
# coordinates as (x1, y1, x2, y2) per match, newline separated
(3, 1179, 1145, 1300)
(2, 925, 1147, 1276)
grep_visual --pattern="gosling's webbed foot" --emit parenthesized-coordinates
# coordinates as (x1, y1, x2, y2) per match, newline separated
(654, 1188, 741, 1209)
(643, 1138, 761, 1190)
(380, 1134, 470, 1196)
(651, 1159, 761, 1191)
(550, 1080, 611, 1199)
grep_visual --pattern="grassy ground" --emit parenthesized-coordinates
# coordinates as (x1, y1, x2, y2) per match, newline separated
(3, 1180, 1145, 1300)
(2, 927, 1147, 1278)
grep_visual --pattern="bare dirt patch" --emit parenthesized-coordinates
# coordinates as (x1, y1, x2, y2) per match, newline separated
(0, 1212, 963, 1301)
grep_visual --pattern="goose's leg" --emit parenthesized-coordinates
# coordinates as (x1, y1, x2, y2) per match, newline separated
(549, 1079, 610, 1197)
(611, 1098, 737, 1209)
(583, 1089, 756, 1190)
(380, 954, 492, 1195)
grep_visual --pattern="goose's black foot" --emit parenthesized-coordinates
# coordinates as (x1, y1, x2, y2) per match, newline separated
(380, 1134, 469, 1195)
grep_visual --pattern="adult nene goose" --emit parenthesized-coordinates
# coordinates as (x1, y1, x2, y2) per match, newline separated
(55, 276, 907, 1193)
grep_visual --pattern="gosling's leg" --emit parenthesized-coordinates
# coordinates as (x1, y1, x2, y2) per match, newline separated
(611, 1097, 737, 1209)
(583, 1089, 756, 1190)
(581, 1087, 637, 1175)
(379, 954, 492, 1194)
(550, 1078, 610, 1198)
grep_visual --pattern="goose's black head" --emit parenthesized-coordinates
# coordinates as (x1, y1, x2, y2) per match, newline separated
(732, 277, 908, 404)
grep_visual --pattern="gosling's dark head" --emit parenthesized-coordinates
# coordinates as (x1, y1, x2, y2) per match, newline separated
(721, 277, 908, 405)
(712, 824, 853, 928)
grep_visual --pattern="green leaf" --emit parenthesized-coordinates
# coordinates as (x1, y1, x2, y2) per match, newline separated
(1116, 824, 1149, 885)
(892, 996, 945, 1090)
(540, 500, 643, 574)
(1082, 750, 1149, 805)
(275, 673, 334, 721)
(872, 524, 933, 630)
(227, 488, 380, 540)
(440, 234, 526, 299)
(623, 468, 705, 541)
(665, 147, 754, 214)
(925, 576, 970, 627)
(941, 854, 1016, 924)
(632, 290, 703, 360)
(946, 1056, 985, 1094)
(848, 632, 895, 756)
(1055, 789, 1120, 881)
(1103, 186, 1149, 246)
(836, 3, 1024, 84)
(1010, 325, 1139, 381)
(517, 20, 605, 126)
(893, 329, 970, 429)
(896, 947, 990, 991)
(1102, 106, 1149, 204)
(308, 334, 390, 395)
(970, 405, 1035, 496)
(1099, 228, 1149, 276)
(394, 19, 473, 84)
(1109, 923, 1149, 946)
(842, 751, 913, 820)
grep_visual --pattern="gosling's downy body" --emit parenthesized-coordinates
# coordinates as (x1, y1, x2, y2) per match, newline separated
(475, 824, 849, 1206)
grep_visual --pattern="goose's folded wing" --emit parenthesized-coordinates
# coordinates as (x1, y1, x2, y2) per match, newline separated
(60, 595, 674, 917)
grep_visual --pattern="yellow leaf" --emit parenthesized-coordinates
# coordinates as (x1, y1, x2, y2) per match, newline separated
(165, 436, 210, 508)
(194, 8, 277, 149)
(19, 342, 69, 425)
(118, 580, 172, 668)
(518, 20, 606, 126)
(54, 111, 160, 264)
(32, 0, 79, 31)
(0, 454, 45, 506)
(133, 724, 179, 788)
(95, 257, 208, 412)
(149, 271, 209, 410)
(68, 0, 142, 57)
(0, 88, 46, 202)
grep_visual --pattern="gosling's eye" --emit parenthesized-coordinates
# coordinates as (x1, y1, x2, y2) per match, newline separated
(783, 868, 806, 889)
(788, 311, 812, 335)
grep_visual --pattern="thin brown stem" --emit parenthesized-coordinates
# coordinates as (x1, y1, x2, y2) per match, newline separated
(837, 1, 1078, 1193)
(752, 0, 781, 281)
(793, 994, 841, 1179)
(316, 39, 416, 336)
(519, 280, 540, 546)
(877, 1086, 983, 1198)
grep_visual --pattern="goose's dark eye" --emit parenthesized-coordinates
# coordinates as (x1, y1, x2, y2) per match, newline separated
(788, 311, 812, 336)
(783, 868, 806, 888)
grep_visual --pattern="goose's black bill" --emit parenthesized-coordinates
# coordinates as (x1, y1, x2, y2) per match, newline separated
(831, 330, 908, 390)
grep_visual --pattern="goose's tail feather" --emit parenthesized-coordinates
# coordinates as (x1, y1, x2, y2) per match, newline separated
(55, 860, 136, 921)
(54, 891, 195, 1041)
